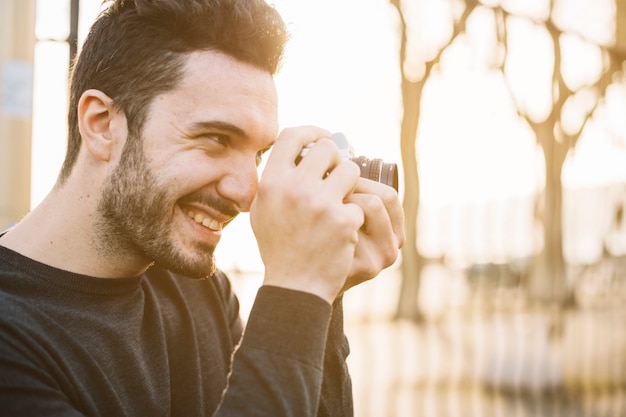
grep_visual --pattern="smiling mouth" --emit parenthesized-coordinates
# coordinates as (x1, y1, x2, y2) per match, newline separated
(186, 210, 223, 231)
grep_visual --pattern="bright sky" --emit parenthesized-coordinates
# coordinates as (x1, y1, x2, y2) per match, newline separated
(30, 0, 626, 268)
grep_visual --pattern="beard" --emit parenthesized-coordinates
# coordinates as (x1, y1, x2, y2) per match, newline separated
(95, 135, 217, 279)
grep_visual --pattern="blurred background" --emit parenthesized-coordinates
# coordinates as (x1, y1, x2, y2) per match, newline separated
(1, 0, 626, 415)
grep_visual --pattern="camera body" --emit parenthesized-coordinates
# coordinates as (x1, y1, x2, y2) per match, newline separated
(329, 133, 398, 192)
(298, 133, 398, 191)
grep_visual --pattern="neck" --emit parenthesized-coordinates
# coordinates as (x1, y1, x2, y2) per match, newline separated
(0, 181, 152, 278)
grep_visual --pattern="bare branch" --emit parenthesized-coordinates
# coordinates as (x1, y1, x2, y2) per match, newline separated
(484, 1, 626, 147)
(423, 0, 479, 79)
(562, 53, 624, 146)
(493, 7, 533, 129)
(388, 0, 407, 80)
(390, 0, 479, 81)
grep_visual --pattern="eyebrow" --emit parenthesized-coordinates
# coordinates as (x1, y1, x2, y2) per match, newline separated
(189, 121, 247, 138)
(188, 120, 275, 150)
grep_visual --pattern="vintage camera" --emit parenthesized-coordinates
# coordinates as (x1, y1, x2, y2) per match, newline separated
(299, 133, 398, 192)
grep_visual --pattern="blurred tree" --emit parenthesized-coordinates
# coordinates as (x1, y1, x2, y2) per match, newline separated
(392, 0, 626, 320)
(390, 0, 479, 321)
(497, 0, 625, 305)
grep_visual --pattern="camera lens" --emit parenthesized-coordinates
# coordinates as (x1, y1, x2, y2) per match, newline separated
(351, 156, 398, 192)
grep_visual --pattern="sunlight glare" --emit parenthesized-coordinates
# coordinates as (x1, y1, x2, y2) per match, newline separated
(29, 0, 626, 269)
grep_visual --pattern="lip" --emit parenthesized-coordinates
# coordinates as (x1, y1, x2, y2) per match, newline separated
(180, 202, 234, 224)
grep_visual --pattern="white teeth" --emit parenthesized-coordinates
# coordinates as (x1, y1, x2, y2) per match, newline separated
(187, 210, 222, 231)
(202, 217, 221, 230)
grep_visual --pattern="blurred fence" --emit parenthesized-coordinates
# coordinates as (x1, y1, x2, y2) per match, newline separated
(343, 255, 626, 417)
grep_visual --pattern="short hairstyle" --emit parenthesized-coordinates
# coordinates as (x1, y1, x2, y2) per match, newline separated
(59, 0, 289, 183)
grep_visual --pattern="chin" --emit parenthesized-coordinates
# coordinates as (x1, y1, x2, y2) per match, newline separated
(146, 237, 217, 279)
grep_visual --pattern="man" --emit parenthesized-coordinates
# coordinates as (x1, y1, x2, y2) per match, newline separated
(0, 0, 404, 416)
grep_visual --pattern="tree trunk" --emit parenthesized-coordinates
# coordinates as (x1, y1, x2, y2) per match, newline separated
(390, 0, 477, 321)
(616, 0, 626, 55)
(529, 120, 569, 304)
(395, 78, 424, 321)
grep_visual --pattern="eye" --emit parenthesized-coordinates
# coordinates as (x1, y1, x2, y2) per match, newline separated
(191, 133, 230, 155)
(199, 133, 228, 145)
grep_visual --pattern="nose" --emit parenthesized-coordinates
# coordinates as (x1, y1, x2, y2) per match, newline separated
(217, 156, 259, 213)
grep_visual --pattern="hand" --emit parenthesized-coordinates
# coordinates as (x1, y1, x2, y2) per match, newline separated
(341, 178, 405, 292)
(250, 126, 365, 303)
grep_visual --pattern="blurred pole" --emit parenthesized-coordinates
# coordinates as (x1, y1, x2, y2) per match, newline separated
(69, 0, 79, 68)
(617, 0, 626, 55)
(0, 0, 36, 230)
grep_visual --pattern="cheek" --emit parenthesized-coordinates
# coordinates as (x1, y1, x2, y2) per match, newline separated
(165, 154, 224, 189)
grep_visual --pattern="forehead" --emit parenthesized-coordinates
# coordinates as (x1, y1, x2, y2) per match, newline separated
(153, 50, 279, 139)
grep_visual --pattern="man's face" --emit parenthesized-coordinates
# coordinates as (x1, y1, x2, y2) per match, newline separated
(97, 51, 278, 278)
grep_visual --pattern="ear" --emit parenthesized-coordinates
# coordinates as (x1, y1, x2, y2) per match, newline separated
(77, 89, 122, 163)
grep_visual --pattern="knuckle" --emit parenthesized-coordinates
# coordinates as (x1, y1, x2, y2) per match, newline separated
(345, 159, 361, 179)
(334, 207, 359, 229)
(314, 138, 340, 157)
(362, 264, 379, 279)
(378, 237, 400, 268)
(378, 185, 398, 204)
(384, 245, 400, 267)
(362, 194, 385, 214)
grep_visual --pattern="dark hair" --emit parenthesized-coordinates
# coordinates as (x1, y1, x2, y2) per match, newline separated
(59, 0, 289, 183)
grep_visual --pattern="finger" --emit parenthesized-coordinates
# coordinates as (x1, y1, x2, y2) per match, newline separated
(348, 194, 400, 275)
(344, 201, 366, 241)
(354, 178, 406, 248)
(263, 126, 331, 175)
(323, 158, 361, 199)
(347, 193, 391, 238)
(296, 137, 340, 172)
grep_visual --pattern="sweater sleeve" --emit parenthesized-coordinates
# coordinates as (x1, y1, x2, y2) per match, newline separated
(214, 285, 334, 417)
(317, 296, 354, 417)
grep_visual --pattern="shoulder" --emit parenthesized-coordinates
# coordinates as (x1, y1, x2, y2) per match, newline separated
(0, 290, 64, 370)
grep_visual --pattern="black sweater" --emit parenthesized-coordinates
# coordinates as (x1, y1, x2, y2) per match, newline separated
(0, 245, 352, 416)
